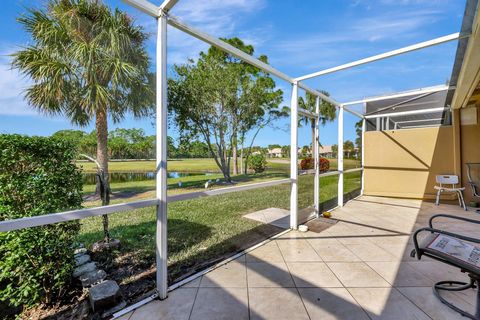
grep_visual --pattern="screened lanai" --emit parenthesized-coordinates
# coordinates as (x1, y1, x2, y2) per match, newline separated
(1, 0, 480, 319)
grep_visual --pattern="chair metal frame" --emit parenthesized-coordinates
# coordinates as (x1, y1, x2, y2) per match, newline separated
(434, 174, 467, 210)
(466, 163, 480, 213)
(411, 214, 480, 319)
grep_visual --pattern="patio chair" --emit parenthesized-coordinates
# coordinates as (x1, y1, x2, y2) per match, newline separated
(411, 214, 480, 319)
(434, 175, 467, 210)
(466, 163, 480, 213)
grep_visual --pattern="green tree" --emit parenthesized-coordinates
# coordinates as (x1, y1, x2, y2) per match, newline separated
(298, 91, 336, 156)
(281, 145, 290, 158)
(79, 130, 97, 156)
(343, 140, 355, 158)
(168, 38, 283, 181)
(355, 120, 362, 159)
(332, 144, 338, 157)
(52, 129, 86, 146)
(13, 0, 153, 192)
(268, 144, 281, 150)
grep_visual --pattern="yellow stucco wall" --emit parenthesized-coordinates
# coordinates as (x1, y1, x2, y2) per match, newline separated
(364, 126, 456, 199)
(460, 107, 480, 203)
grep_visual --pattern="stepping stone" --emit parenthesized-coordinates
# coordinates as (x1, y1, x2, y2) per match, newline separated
(79, 269, 107, 287)
(89, 280, 123, 312)
(73, 262, 96, 278)
(75, 254, 91, 267)
(74, 247, 88, 255)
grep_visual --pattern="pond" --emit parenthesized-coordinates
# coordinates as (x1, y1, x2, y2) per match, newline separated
(82, 171, 214, 185)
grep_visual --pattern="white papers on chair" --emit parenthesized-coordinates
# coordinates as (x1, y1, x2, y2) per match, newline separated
(427, 234, 480, 268)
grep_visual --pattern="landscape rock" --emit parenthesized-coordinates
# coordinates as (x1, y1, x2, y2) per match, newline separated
(73, 262, 97, 278)
(91, 239, 121, 252)
(74, 247, 88, 255)
(89, 280, 123, 312)
(75, 254, 91, 267)
(79, 269, 107, 287)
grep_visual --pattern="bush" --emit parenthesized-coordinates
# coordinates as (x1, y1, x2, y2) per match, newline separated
(299, 157, 330, 172)
(320, 157, 330, 173)
(0, 135, 83, 308)
(248, 154, 267, 173)
(300, 157, 314, 170)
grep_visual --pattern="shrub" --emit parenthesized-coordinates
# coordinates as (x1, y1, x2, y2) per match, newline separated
(248, 154, 267, 173)
(299, 157, 330, 172)
(0, 135, 83, 308)
(300, 157, 314, 170)
(320, 157, 330, 173)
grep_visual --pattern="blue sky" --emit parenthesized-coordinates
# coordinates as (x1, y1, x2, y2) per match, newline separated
(0, 0, 465, 147)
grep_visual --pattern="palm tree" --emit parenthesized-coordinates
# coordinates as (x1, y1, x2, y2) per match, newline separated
(298, 91, 336, 157)
(13, 0, 153, 242)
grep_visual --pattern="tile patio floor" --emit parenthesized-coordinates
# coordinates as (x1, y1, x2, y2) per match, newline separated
(118, 196, 479, 320)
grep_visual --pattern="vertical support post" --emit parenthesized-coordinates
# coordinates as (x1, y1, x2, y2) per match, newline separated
(156, 13, 168, 300)
(337, 105, 344, 207)
(314, 96, 320, 217)
(361, 117, 366, 195)
(290, 82, 299, 229)
(376, 117, 380, 131)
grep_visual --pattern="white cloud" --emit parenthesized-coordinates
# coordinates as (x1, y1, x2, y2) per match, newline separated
(269, 8, 449, 72)
(136, 0, 267, 64)
(0, 45, 38, 116)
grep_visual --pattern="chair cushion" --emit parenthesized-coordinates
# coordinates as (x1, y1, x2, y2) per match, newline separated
(420, 233, 480, 274)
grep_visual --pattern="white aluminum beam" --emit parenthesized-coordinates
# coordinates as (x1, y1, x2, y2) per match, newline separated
(123, 1, 345, 109)
(0, 199, 158, 232)
(297, 82, 341, 107)
(298, 107, 317, 118)
(122, 0, 160, 17)
(296, 33, 461, 81)
(337, 106, 344, 207)
(166, 14, 343, 108)
(167, 179, 291, 202)
(364, 107, 448, 119)
(156, 14, 169, 300)
(0, 179, 295, 233)
(360, 117, 366, 195)
(343, 106, 364, 118)
(395, 117, 444, 125)
(344, 167, 364, 174)
(159, 0, 179, 12)
(290, 83, 299, 229)
(342, 84, 451, 106)
(167, 15, 293, 83)
(398, 124, 444, 129)
(314, 96, 320, 216)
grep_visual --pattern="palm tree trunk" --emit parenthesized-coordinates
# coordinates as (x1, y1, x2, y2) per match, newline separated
(96, 109, 109, 182)
(96, 108, 111, 243)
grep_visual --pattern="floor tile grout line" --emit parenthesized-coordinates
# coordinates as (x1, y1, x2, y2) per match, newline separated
(389, 286, 435, 320)
(245, 252, 251, 320)
(343, 287, 375, 320)
(187, 280, 201, 320)
(276, 231, 312, 320)
(323, 257, 351, 291)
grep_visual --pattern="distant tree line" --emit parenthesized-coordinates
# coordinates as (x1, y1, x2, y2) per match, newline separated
(52, 128, 213, 159)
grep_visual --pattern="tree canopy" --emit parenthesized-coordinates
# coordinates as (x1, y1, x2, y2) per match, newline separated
(168, 37, 285, 181)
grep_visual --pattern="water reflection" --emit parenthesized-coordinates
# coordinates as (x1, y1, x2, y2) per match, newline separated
(83, 171, 213, 185)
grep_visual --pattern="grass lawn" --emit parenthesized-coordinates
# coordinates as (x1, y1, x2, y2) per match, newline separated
(77, 171, 361, 285)
(79, 158, 230, 173)
(78, 157, 360, 173)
